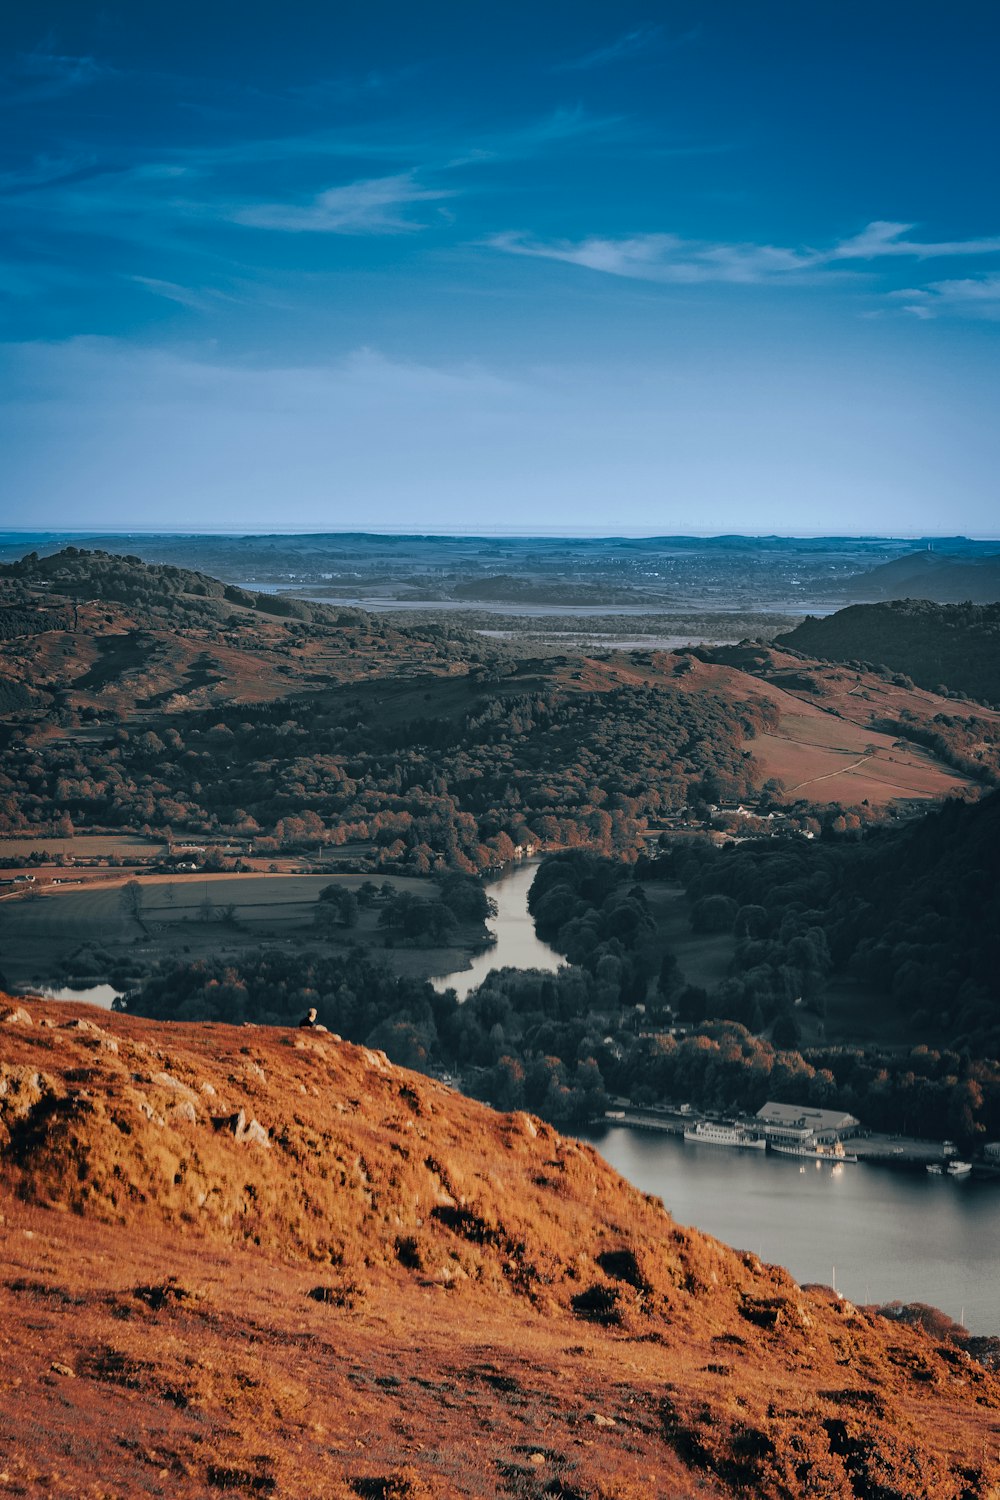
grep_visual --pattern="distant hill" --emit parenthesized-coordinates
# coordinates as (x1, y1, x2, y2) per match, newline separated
(832, 550, 1000, 603)
(0, 998, 997, 1497)
(0, 546, 335, 624)
(776, 600, 1000, 704)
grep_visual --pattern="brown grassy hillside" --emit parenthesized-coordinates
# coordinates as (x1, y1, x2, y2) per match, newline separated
(1, 997, 997, 1499)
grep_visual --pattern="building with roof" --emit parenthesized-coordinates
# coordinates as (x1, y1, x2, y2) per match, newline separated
(755, 1101, 860, 1145)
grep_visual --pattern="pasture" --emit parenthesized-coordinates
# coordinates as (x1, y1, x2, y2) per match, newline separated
(0, 871, 476, 993)
(0, 833, 166, 861)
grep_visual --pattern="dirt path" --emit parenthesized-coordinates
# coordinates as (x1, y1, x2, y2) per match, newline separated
(785, 753, 873, 794)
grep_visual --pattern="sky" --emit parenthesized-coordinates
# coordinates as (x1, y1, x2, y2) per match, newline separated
(2, 0, 999, 536)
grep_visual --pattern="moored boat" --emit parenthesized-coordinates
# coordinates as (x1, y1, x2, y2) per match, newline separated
(947, 1160, 973, 1176)
(770, 1140, 858, 1164)
(683, 1120, 766, 1150)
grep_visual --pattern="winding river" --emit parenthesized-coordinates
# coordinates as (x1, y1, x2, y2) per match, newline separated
(431, 860, 563, 1000)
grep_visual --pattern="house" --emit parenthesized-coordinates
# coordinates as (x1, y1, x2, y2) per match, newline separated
(755, 1100, 860, 1145)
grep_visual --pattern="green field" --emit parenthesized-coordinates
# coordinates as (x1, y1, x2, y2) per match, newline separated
(0, 872, 482, 993)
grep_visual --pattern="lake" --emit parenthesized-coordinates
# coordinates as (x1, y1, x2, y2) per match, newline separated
(36, 983, 123, 1009)
(431, 860, 563, 1000)
(580, 1124, 1000, 1335)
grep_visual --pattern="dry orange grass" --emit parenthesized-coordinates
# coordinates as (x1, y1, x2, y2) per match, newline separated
(0, 998, 997, 1498)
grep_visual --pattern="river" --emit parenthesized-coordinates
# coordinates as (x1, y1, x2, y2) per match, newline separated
(431, 860, 563, 1000)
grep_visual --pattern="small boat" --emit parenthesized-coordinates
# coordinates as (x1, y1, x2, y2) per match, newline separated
(926, 1164, 943, 1175)
(947, 1160, 972, 1176)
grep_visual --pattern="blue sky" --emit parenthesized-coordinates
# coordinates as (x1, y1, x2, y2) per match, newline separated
(2, 1, 999, 535)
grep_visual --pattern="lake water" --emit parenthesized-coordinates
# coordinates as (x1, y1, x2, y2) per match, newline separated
(244, 583, 839, 619)
(35, 983, 123, 1009)
(580, 1125, 1000, 1335)
(431, 861, 563, 1000)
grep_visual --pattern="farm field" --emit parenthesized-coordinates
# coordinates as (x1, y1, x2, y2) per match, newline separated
(0, 872, 486, 994)
(0, 834, 167, 861)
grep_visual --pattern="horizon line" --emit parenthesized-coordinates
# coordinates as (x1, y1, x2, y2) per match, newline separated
(2, 528, 999, 544)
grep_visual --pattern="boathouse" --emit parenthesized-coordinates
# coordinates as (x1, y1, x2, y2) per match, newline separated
(755, 1101, 860, 1146)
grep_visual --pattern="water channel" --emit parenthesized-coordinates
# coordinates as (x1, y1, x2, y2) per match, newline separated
(580, 1126, 999, 1335)
(431, 859, 564, 1000)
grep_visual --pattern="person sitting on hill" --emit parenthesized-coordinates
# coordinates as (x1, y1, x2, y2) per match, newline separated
(298, 1006, 326, 1031)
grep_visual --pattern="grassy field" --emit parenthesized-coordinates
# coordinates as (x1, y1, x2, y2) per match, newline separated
(749, 703, 971, 806)
(0, 834, 166, 860)
(1, 872, 484, 993)
(641, 882, 735, 992)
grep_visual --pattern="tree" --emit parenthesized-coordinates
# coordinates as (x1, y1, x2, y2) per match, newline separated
(317, 885, 359, 928)
(119, 879, 143, 923)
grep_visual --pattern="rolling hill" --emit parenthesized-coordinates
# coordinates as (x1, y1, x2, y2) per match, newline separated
(826, 551, 1000, 605)
(776, 601, 1000, 706)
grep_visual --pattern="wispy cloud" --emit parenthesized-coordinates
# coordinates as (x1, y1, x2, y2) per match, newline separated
(489, 231, 821, 284)
(128, 276, 241, 313)
(831, 220, 1000, 260)
(891, 274, 1000, 320)
(288, 67, 420, 110)
(552, 25, 665, 73)
(230, 172, 454, 234)
(489, 221, 1000, 286)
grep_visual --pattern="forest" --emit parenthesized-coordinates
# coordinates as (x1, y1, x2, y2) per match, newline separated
(777, 600, 1000, 706)
(658, 789, 1000, 1053)
(0, 671, 777, 870)
(123, 926, 1000, 1146)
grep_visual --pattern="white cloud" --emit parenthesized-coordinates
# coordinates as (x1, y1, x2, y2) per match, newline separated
(230, 172, 454, 233)
(489, 220, 1000, 287)
(832, 220, 1000, 260)
(128, 276, 237, 312)
(489, 231, 820, 284)
(890, 274, 1000, 320)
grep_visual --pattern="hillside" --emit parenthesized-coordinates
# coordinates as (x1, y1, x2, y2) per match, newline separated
(0, 547, 482, 724)
(1, 551, 996, 889)
(1, 997, 997, 1498)
(776, 602, 1000, 706)
(824, 551, 1000, 605)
